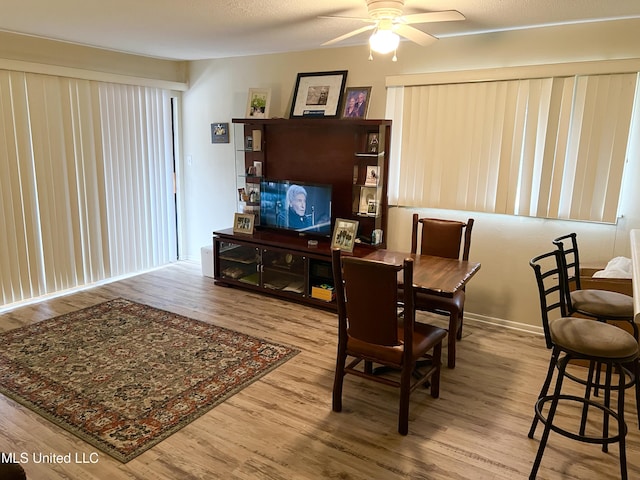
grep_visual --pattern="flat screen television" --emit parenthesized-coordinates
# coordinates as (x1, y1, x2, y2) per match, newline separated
(260, 179, 332, 236)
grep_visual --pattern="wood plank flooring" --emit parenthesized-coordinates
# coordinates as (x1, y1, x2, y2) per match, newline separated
(1, 261, 639, 479)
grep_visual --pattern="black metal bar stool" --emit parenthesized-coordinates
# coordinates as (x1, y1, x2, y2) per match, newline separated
(529, 251, 639, 480)
(553, 232, 640, 428)
(553, 233, 637, 339)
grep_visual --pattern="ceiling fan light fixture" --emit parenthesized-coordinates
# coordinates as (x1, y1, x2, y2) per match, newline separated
(369, 28, 400, 54)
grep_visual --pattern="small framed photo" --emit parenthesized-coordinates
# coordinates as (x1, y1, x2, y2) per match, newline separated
(290, 70, 348, 118)
(342, 86, 372, 119)
(365, 166, 379, 186)
(359, 187, 377, 214)
(233, 213, 255, 235)
(367, 199, 378, 215)
(367, 132, 380, 153)
(331, 218, 359, 253)
(246, 88, 271, 119)
(211, 122, 229, 143)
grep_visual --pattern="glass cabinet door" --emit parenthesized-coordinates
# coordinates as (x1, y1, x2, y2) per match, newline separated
(261, 249, 306, 296)
(217, 241, 260, 286)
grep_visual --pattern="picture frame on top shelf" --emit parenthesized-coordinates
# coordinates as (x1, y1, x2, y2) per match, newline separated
(342, 86, 371, 119)
(290, 70, 348, 118)
(233, 213, 255, 235)
(331, 218, 359, 253)
(246, 88, 271, 119)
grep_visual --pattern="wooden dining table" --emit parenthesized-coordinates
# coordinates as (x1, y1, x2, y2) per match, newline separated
(363, 249, 481, 298)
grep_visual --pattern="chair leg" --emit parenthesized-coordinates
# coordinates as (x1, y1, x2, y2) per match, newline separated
(446, 309, 459, 368)
(398, 362, 412, 435)
(364, 360, 373, 374)
(602, 363, 613, 453)
(529, 353, 569, 480)
(529, 348, 559, 439)
(617, 361, 629, 480)
(430, 341, 443, 399)
(332, 351, 346, 412)
(579, 360, 596, 436)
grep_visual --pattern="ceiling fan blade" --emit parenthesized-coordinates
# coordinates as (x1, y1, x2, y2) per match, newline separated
(322, 24, 376, 46)
(400, 10, 465, 25)
(318, 15, 376, 23)
(394, 24, 437, 47)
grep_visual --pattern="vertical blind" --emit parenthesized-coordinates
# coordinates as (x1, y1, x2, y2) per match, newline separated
(387, 73, 638, 223)
(0, 70, 176, 307)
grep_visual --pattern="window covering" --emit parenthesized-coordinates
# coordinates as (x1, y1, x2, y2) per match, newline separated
(0, 70, 176, 306)
(387, 72, 638, 223)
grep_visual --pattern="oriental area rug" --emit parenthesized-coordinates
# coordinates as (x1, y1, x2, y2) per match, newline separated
(0, 298, 299, 462)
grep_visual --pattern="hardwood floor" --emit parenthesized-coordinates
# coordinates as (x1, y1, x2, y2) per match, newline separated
(1, 261, 639, 479)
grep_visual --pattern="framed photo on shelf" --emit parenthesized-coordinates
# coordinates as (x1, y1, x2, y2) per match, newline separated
(211, 122, 229, 143)
(233, 213, 255, 235)
(290, 70, 348, 118)
(359, 187, 378, 214)
(331, 218, 359, 253)
(342, 86, 371, 119)
(364, 166, 379, 186)
(367, 199, 378, 215)
(367, 132, 380, 153)
(246, 88, 271, 119)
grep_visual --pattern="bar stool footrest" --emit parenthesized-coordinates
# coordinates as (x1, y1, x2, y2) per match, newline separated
(534, 394, 626, 445)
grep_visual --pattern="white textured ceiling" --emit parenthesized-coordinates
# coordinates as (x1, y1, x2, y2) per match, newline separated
(2, 0, 640, 61)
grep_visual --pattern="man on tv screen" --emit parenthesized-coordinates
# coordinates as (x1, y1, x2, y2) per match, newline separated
(280, 184, 313, 229)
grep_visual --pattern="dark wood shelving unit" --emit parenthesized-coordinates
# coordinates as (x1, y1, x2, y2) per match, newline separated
(216, 117, 391, 310)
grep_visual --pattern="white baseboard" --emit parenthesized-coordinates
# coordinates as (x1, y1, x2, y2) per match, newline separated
(464, 312, 544, 336)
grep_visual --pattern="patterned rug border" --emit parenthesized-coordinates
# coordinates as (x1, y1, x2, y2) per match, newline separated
(0, 298, 300, 463)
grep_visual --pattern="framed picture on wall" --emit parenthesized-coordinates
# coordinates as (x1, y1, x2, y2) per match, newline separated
(290, 70, 348, 118)
(342, 86, 372, 119)
(211, 122, 229, 143)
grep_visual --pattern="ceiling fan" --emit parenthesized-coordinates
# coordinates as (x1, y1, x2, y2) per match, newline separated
(320, 0, 465, 60)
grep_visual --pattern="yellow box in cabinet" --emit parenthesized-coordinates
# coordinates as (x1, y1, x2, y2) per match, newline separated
(311, 285, 335, 302)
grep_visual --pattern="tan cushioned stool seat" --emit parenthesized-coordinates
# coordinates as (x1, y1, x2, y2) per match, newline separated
(571, 289, 634, 319)
(550, 317, 639, 359)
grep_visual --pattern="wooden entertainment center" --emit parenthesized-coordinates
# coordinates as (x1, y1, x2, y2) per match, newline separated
(213, 117, 391, 310)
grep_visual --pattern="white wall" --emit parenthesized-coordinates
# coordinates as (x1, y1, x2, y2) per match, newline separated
(0, 31, 187, 84)
(181, 18, 640, 328)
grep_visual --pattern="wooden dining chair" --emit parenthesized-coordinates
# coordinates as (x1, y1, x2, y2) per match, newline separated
(410, 214, 474, 368)
(330, 247, 447, 435)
